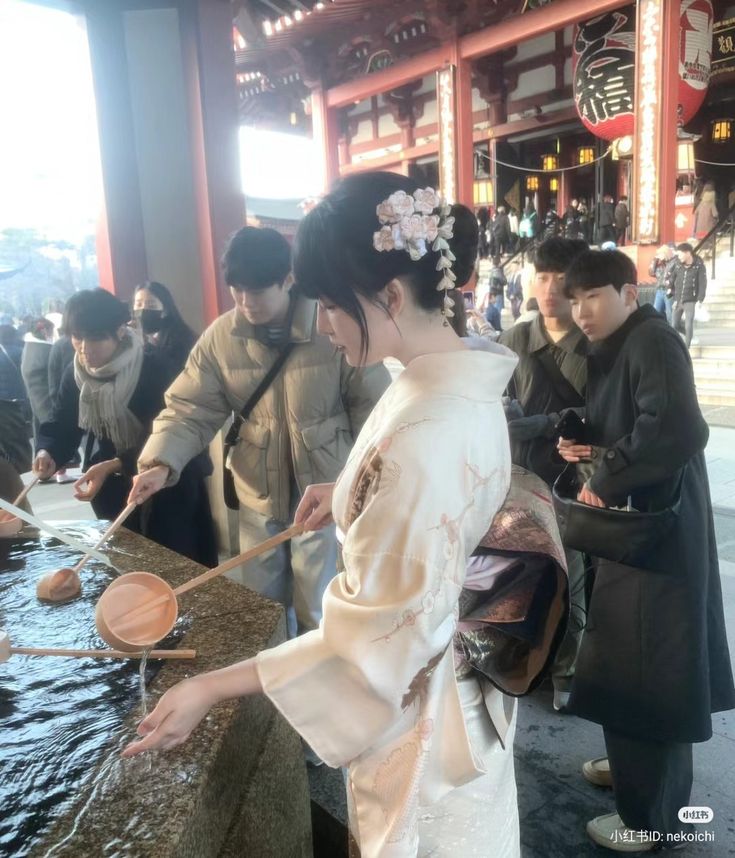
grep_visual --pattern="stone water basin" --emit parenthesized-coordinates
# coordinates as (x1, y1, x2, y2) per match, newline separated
(0, 524, 311, 858)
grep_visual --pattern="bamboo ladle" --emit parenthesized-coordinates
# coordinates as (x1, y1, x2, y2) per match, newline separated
(0, 476, 40, 537)
(0, 629, 195, 662)
(96, 524, 304, 651)
(37, 502, 138, 603)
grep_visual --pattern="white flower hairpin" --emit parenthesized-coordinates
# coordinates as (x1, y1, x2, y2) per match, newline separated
(372, 187, 456, 324)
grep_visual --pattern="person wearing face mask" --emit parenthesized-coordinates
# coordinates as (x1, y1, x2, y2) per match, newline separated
(32, 289, 217, 566)
(132, 281, 197, 372)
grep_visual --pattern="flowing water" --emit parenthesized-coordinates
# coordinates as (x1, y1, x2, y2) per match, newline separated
(0, 529, 185, 858)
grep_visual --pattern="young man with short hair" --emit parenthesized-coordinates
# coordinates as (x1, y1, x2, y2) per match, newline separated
(130, 226, 390, 637)
(499, 236, 589, 712)
(559, 249, 734, 851)
(670, 242, 707, 348)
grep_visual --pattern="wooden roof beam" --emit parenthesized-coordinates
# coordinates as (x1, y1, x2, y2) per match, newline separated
(327, 0, 629, 108)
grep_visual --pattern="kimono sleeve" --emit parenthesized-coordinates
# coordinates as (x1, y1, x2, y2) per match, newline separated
(256, 423, 497, 768)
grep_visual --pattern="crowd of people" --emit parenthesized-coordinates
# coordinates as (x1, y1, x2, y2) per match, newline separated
(0, 169, 732, 857)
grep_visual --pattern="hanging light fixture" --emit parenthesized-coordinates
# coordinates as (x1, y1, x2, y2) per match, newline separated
(549, 177, 559, 191)
(577, 146, 595, 165)
(541, 154, 559, 171)
(711, 119, 733, 143)
(677, 140, 695, 173)
(526, 175, 540, 191)
(473, 179, 494, 206)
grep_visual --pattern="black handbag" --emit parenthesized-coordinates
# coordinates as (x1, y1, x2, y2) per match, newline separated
(223, 343, 295, 510)
(551, 464, 682, 573)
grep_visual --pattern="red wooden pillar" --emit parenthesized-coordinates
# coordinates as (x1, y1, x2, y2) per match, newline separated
(311, 86, 341, 193)
(180, 0, 245, 322)
(632, 0, 679, 244)
(658, 0, 680, 245)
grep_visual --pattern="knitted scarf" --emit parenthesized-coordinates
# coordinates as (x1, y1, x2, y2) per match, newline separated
(74, 331, 144, 453)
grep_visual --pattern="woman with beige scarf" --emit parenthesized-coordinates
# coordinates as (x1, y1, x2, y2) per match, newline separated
(33, 289, 216, 566)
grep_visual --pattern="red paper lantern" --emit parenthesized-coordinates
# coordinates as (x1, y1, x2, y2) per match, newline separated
(573, 1, 713, 141)
(678, 0, 713, 125)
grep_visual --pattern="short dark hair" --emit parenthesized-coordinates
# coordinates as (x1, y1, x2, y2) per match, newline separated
(64, 289, 130, 339)
(222, 226, 291, 291)
(293, 171, 478, 360)
(677, 242, 694, 254)
(564, 249, 638, 296)
(533, 236, 588, 273)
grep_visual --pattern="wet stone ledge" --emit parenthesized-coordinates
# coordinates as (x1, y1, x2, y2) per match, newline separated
(25, 527, 312, 858)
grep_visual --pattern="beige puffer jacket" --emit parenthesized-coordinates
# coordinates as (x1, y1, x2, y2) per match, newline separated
(139, 296, 391, 522)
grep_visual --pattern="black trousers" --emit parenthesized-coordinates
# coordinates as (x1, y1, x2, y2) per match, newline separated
(604, 727, 693, 837)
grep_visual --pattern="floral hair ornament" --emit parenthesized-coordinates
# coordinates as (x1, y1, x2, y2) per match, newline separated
(372, 188, 456, 325)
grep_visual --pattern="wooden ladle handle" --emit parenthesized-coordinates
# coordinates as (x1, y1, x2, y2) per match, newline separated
(10, 646, 196, 659)
(73, 501, 138, 573)
(0, 476, 40, 523)
(173, 523, 304, 596)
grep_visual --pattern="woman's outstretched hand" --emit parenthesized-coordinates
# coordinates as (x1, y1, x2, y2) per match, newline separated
(121, 675, 217, 757)
(294, 482, 335, 532)
(127, 465, 170, 505)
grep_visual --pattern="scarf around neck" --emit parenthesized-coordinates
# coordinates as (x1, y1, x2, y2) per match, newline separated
(73, 331, 145, 453)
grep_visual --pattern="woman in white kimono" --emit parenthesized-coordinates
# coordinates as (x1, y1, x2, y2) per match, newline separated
(124, 172, 522, 856)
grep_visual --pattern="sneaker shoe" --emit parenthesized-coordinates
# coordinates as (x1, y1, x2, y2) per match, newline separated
(586, 812, 654, 852)
(553, 689, 571, 713)
(583, 756, 613, 787)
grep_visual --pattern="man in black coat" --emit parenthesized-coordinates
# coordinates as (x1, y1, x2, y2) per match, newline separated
(558, 250, 735, 852)
(670, 242, 707, 348)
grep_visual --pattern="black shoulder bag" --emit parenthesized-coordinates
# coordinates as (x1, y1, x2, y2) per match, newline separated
(222, 343, 295, 510)
(534, 347, 584, 409)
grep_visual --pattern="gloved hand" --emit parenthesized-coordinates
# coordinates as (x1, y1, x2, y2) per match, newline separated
(507, 414, 555, 442)
(502, 397, 525, 422)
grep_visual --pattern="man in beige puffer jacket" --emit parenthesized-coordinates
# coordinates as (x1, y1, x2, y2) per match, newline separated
(130, 227, 390, 635)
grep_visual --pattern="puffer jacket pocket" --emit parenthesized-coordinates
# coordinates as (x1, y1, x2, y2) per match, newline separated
(300, 411, 353, 480)
(230, 420, 270, 500)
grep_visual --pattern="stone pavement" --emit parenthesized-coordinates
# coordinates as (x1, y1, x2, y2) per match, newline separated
(19, 428, 735, 857)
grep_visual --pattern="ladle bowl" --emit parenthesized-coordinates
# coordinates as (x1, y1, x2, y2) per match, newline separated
(95, 524, 304, 651)
(96, 571, 179, 651)
(37, 501, 138, 604)
(36, 568, 82, 603)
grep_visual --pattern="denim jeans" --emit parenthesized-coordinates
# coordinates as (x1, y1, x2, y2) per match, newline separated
(653, 288, 673, 324)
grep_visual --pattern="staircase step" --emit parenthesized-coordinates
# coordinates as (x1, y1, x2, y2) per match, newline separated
(696, 385, 735, 407)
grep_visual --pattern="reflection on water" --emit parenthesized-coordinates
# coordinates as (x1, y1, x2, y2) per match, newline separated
(0, 532, 185, 858)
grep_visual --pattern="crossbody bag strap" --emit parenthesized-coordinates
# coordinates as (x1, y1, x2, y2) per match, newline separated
(224, 342, 296, 447)
(534, 347, 584, 409)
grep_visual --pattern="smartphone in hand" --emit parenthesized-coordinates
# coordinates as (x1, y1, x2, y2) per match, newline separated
(555, 409, 586, 442)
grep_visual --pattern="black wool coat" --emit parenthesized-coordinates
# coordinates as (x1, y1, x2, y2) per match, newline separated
(568, 304, 735, 742)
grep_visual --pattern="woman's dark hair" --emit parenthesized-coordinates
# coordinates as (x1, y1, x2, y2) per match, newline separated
(222, 226, 291, 291)
(64, 289, 130, 339)
(134, 281, 197, 369)
(294, 171, 478, 357)
(564, 249, 638, 297)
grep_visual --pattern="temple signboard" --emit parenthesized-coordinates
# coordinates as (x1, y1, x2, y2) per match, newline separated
(711, 17, 735, 80)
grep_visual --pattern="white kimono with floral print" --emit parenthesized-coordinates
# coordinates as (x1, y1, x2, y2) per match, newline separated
(256, 345, 518, 856)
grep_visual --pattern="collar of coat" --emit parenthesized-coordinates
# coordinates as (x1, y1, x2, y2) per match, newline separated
(589, 303, 660, 370)
(527, 313, 587, 356)
(229, 293, 315, 345)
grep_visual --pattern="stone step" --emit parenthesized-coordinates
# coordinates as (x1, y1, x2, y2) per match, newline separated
(692, 359, 735, 377)
(690, 345, 735, 360)
(695, 383, 735, 407)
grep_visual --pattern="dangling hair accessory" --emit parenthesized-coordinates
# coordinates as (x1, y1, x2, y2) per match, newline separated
(372, 188, 456, 326)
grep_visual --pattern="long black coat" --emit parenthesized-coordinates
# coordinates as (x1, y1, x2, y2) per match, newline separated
(568, 304, 735, 743)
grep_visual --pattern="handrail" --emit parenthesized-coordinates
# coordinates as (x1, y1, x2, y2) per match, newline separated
(501, 235, 539, 272)
(692, 198, 735, 280)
